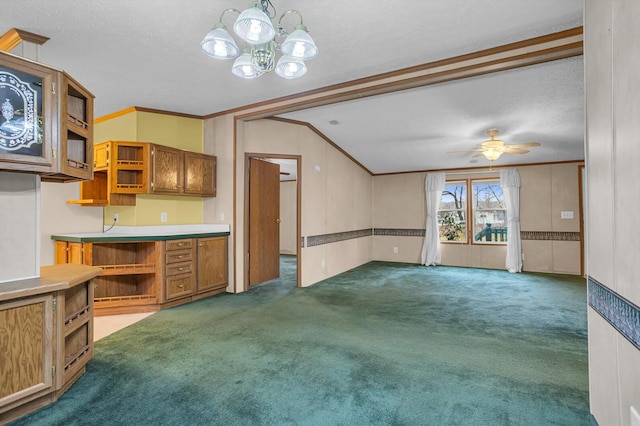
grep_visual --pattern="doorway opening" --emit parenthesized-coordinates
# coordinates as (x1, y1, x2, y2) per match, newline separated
(244, 153, 301, 291)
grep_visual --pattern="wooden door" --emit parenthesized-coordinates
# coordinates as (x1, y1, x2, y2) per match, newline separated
(150, 145, 183, 194)
(249, 158, 280, 286)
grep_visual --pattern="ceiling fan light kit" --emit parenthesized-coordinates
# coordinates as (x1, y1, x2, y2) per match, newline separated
(449, 129, 540, 164)
(201, 0, 318, 79)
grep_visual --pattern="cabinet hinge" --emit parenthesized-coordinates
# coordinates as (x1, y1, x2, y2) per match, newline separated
(51, 82, 56, 95)
(52, 366, 56, 377)
(52, 299, 57, 312)
(52, 148, 57, 159)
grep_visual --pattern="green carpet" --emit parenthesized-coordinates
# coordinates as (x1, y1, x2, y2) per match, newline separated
(10, 260, 596, 425)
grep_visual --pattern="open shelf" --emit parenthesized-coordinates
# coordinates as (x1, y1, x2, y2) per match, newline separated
(98, 263, 156, 275)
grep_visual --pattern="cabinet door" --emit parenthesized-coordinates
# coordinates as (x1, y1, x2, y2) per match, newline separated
(93, 142, 109, 170)
(68, 242, 84, 264)
(0, 294, 54, 409)
(55, 241, 69, 264)
(150, 145, 183, 194)
(197, 237, 228, 292)
(184, 152, 216, 197)
(0, 52, 56, 173)
(54, 242, 84, 264)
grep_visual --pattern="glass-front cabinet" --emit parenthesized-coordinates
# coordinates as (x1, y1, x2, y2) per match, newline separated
(0, 50, 94, 182)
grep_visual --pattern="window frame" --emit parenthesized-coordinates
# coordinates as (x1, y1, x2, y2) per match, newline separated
(438, 180, 468, 243)
(438, 177, 507, 246)
(471, 178, 508, 245)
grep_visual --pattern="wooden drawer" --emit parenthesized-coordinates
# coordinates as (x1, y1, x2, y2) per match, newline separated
(165, 239, 192, 251)
(165, 261, 193, 277)
(166, 275, 194, 300)
(165, 249, 193, 264)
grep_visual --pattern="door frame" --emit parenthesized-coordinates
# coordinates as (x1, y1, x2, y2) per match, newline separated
(244, 153, 302, 291)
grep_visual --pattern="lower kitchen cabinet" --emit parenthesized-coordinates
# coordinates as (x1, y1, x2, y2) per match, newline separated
(197, 236, 228, 293)
(0, 264, 101, 424)
(164, 239, 195, 301)
(53, 235, 229, 314)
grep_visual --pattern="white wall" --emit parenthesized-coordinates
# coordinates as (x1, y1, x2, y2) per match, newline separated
(0, 173, 39, 282)
(40, 181, 103, 265)
(279, 180, 297, 255)
(372, 164, 582, 273)
(585, 1, 640, 424)
(206, 117, 373, 291)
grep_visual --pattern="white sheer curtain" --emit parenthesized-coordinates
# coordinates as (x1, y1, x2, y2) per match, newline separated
(500, 168, 522, 273)
(421, 172, 446, 265)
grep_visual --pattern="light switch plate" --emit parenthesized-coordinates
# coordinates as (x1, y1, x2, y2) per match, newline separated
(160, 212, 168, 223)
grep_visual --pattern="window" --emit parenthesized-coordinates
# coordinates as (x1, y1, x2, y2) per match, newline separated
(472, 180, 507, 243)
(438, 182, 467, 242)
(437, 178, 507, 245)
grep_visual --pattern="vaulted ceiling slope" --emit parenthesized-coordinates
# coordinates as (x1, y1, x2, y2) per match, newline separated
(2, 1, 584, 172)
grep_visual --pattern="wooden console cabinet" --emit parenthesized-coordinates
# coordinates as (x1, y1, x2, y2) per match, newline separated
(0, 51, 94, 182)
(0, 264, 101, 423)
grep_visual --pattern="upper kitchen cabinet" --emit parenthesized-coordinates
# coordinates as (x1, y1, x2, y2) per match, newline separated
(0, 51, 94, 182)
(150, 144, 216, 197)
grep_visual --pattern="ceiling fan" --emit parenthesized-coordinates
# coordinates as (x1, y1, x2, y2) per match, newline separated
(449, 129, 540, 162)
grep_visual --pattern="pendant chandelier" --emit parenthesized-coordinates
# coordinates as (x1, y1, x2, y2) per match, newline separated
(200, 0, 318, 79)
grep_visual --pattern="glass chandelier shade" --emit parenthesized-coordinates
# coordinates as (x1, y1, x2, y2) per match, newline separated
(200, 24, 240, 59)
(275, 55, 307, 79)
(201, 1, 318, 79)
(232, 49, 262, 79)
(279, 26, 317, 60)
(233, 3, 275, 44)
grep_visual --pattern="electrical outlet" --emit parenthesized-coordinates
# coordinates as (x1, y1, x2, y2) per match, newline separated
(561, 211, 574, 219)
(161, 212, 168, 223)
(113, 212, 119, 223)
(393, 247, 398, 254)
(220, 212, 225, 221)
(321, 259, 326, 268)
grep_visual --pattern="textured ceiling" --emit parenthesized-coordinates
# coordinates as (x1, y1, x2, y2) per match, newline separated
(2, 0, 584, 172)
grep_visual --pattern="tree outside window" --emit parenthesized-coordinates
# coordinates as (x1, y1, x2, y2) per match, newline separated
(438, 182, 467, 242)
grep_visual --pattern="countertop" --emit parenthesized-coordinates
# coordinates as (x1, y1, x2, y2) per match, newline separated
(51, 224, 230, 242)
(0, 264, 103, 302)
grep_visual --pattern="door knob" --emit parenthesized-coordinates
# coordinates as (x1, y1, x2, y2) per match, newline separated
(276, 219, 281, 223)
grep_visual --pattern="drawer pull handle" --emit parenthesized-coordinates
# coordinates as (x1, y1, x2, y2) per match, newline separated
(178, 284, 184, 288)
(178, 255, 183, 259)
(178, 267, 184, 271)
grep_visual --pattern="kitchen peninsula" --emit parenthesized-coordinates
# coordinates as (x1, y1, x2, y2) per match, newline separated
(52, 224, 230, 315)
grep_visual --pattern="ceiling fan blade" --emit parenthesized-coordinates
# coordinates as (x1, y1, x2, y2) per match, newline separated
(502, 148, 530, 154)
(508, 142, 540, 148)
(472, 152, 486, 158)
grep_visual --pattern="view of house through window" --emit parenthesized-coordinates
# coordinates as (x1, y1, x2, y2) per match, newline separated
(472, 180, 507, 243)
(438, 179, 507, 244)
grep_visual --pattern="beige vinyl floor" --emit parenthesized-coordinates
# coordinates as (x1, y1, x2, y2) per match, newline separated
(94, 312, 155, 341)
